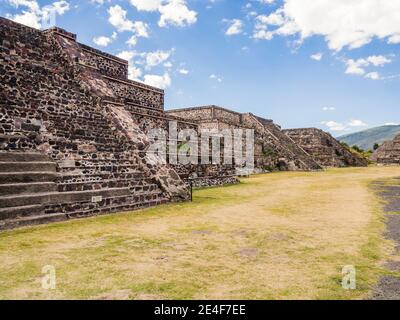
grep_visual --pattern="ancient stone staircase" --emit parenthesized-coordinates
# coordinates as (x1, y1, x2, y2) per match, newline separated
(0, 19, 188, 230)
(284, 128, 368, 168)
(0, 151, 168, 230)
(0, 152, 59, 229)
(0, 151, 169, 230)
(246, 114, 322, 171)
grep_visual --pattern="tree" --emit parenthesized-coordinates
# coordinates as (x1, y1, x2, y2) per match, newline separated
(373, 143, 380, 151)
(352, 145, 364, 153)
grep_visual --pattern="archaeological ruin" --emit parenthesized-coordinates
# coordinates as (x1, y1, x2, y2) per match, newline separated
(371, 134, 400, 164)
(167, 106, 323, 172)
(0, 18, 200, 229)
(283, 128, 368, 167)
(0, 18, 369, 230)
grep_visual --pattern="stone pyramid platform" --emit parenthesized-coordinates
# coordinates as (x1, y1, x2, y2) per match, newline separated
(372, 134, 400, 164)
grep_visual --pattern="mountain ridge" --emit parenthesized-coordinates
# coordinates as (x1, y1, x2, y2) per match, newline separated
(338, 125, 400, 151)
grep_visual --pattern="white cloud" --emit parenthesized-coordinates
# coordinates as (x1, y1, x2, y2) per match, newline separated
(322, 106, 335, 111)
(117, 50, 175, 85)
(210, 74, 223, 82)
(117, 50, 137, 62)
(108, 5, 134, 32)
(256, 12, 284, 26)
(367, 55, 392, 67)
(321, 119, 368, 132)
(258, 0, 276, 4)
(108, 5, 149, 45)
(345, 58, 369, 75)
(158, 0, 197, 27)
(365, 72, 380, 80)
(145, 50, 173, 68)
(253, 14, 275, 40)
(253, 29, 273, 40)
(117, 51, 142, 81)
(311, 53, 323, 61)
(388, 34, 400, 44)
(225, 19, 244, 36)
(178, 68, 189, 75)
(252, 0, 400, 51)
(321, 121, 346, 132)
(344, 55, 392, 79)
(348, 119, 368, 127)
(7, 0, 70, 29)
(128, 66, 142, 80)
(144, 73, 171, 89)
(10, 11, 41, 29)
(93, 36, 112, 47)
(126, 35, 138, 46)
(129, 0, 161, 12)
(91, 0, 107, 5)
(9, 0, 40, 12)
(128, 0, 197, 28)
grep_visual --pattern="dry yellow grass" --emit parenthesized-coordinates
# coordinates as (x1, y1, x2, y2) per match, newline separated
(0, 166, 399, 300)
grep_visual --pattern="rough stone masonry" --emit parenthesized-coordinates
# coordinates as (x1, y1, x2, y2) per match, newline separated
(0, 18, 198, 229)
(0, 18, 368, 230)
(372, 134, 400, 165)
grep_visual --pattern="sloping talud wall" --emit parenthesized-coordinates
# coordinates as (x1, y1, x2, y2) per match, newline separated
(0, 18, 192, 229)
(167, 106, 322, 172)
(371, 134, 400, 164)
(284, 128, 368, 168)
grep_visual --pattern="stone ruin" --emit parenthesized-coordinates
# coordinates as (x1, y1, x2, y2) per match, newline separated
(0, 18, 368, 230)
(283, 128, 368, 167)
(167, 106, 323, 172)
(371, 134, 400, 164)
(0, 18, 206, 229)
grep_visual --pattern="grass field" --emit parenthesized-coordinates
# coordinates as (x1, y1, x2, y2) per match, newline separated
(1, 167, 400, 300)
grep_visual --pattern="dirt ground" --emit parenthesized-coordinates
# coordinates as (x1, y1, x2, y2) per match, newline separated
(370, 178, 400, 300)
(1, 167, 400, 300)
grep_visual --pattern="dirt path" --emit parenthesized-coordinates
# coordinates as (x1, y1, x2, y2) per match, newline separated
(371, 178, 400, 300)
(1, 167, 400, 299)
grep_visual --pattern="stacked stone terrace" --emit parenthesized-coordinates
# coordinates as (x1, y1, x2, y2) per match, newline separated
(284, 128, 368, 168)
(0, 18, 205, 229)
(167, 106, 322, 172)
(0, 18, 369, 230)
(371, 134, 400, 164)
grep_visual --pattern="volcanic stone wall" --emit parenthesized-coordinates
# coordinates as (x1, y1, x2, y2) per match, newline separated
(284, 128, 368, 168)
(167, 106, 322, 172)
(103, 77, 164, 110)
(0, 18, 192, 228)
(77, 43, 129, 80)
(371, 134, 400, 164)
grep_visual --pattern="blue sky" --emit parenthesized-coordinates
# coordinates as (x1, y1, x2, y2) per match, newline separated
(1, 0, 400, 136)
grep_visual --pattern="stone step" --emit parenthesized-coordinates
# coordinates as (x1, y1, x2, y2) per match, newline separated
(0, 182, 57, 196)
(58, 180, 159, 192)
(59, 171, 148, 182)
(59, 165, 140, 173)
(0, 152, 50, 162)
(0, 172, 58, 184)
(66, 198, 169, 219)
(0, 161, 57, 173)
(0, 134, 29, 144)
(0, 192, 54, 208)
(0, 198, 169, 231)
(0, 212, 68, 231)
(57, 177, 155, 186)
(0, 204, 43, 221)
(0, 188, 131, 208)
(44, 190, 166, 215)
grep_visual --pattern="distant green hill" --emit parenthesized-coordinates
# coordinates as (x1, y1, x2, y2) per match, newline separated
(338, 125, 400, 151)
